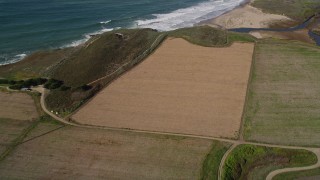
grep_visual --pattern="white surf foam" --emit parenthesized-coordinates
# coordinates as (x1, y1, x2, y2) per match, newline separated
(0, 53, 27, 66)
(100, 20, 112, 24)
(63, 27, 117, 48)
(135, 0, 245, 31)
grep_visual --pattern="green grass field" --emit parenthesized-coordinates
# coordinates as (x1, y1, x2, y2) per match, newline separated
(252, 0, 320, 21)
(201, 142, 231, 180)
(222, 144, 317, 180)
(169, 26, 255, 47)
(243, 39, 320, 146)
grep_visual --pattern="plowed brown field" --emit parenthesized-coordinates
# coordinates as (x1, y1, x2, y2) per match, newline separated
(0, 122, 230, 179)
(73, 38, 254, 138)
(0, 92, 38, 121)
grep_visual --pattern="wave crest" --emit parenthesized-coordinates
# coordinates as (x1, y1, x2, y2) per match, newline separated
(135, 0, 245, 31)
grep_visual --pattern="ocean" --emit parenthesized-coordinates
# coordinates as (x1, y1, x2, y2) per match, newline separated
(0, 0, 244, 65)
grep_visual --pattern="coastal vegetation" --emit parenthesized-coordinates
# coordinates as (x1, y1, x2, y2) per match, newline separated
(252, 0, 320, 21)
(313, 24, 320, 35)
(201, 142, 231, 180)
(169, 26, 255, 47)
(222, 144, 317, 180)
(0, 78, 47, 90)
(45, 29, 162, 114)
(274, 168, 320, 179)
(243, 39, 320, 146)
(52, 29, 161, 87)
(0, 48, 77, 80)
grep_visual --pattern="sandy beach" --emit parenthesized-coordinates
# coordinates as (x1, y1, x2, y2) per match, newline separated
(204, 1, 292, 29)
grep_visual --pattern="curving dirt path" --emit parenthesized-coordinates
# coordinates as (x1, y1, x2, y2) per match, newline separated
(266, 149, 320, 180)
(33, 87, 320, 180)
(218, 143, 240, 180)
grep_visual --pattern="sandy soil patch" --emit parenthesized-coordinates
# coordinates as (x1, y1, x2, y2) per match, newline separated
(0, 92, 38, 121)
(73, 38, 254, 138)
(206, 5, 292, 29)
(0, 122, 226, 179)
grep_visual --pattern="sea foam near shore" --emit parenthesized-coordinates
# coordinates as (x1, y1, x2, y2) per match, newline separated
(136, 0, 245, 31)
(0, 0, 245, 66)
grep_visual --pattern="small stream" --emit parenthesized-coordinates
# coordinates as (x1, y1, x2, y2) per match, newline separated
(228, 16, 320, 46)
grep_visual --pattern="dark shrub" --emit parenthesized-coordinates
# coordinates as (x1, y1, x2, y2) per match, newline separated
(44, 79, 63, 90)
(9, 84, 23, 90)
(8, 80, 16, 85)
(80, 84, 92, 91)
(0, 79, 9, 84)
(60, 85, 71, 91)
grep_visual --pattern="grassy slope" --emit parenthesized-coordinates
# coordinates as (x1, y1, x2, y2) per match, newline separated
(52, 29, 160, 87)
(0, 117, 229, 179)
(169, 26, 256, 46)
(201, 142, 231, 180)
(313, 23, 320, 35)
(274, 168, 320, 179)
(244, 39, 320, 146)
(45, 29, 161, 114)
(252, 0, 320, 21)
(222, 144, 317, 180)
(0, 48, 76, 80)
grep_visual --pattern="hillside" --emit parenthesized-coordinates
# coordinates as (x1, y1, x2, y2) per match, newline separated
(45, 26, 255, 115)
(0, 48, 77, 80)
(52, 29, 161, 87)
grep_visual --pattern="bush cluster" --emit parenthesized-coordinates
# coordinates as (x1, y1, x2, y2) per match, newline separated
(1, 78, 48, 90)
(44, 79, 64, 90)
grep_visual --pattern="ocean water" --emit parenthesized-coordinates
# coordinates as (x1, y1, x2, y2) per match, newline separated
(0, 0, 244, 65)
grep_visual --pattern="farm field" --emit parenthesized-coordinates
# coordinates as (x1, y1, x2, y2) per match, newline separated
(0, 90, 40, 159)
(0, 118, 32, 156)
(0, 91, 38, 121)
(73, 38, 254, 138)
(243, 39, 320, 146)
(0, 120, 230, 179)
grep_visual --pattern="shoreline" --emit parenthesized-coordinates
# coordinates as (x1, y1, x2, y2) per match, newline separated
(201, 0, 293, 29)
(198, 0, 251, 28)
(0, 0, 317, 67)
(0, 0, 250, 67)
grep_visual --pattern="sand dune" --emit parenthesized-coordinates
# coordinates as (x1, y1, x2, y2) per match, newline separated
(206, 4, 292, 29)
